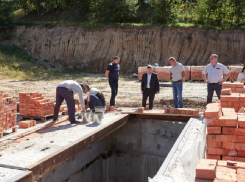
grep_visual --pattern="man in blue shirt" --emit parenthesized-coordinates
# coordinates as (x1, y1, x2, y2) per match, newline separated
(105, 56, 120, 106)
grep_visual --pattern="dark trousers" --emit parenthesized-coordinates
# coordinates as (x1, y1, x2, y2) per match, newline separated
(207, 83, 222, 104)
(142, 88, 155, 109)
(109, 79, 118, 106)
(53, 87, 75, 122)
(89, 95, 105, 110)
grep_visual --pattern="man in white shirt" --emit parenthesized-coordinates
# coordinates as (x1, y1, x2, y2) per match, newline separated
(202, 54, 230, 104)
(169, 57, 185, 108)
(80, 84, 105, 110)
(141, 65, 159, 109)
(53, 80, 85, 124)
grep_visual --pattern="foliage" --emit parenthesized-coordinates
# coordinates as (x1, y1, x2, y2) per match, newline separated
(0, 1, 15, 33)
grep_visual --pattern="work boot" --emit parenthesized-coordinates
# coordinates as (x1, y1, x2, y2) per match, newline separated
(70, 120, 81, 124)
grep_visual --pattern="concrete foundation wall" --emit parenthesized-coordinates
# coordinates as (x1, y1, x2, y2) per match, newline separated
(37, 118, 186, 182)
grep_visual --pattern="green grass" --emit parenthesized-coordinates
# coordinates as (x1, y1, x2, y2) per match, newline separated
(0, 44, 84, 80)
(15, 19, 245, 30)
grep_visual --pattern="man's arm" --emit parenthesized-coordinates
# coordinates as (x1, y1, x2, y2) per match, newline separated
(141, 74, 144, 94)
(75, 85, 85, 110)
(223, 72, 231, 82)
(105, 70, 110, 78)
(202, 73, 209, 84)
(156, 74, 159, 94)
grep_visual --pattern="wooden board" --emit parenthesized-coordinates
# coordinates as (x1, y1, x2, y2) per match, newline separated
(121, 109, 200, 117)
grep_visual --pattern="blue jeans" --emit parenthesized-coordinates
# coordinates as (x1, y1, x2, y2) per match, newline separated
(172, 81, 183, 108)
(109, 79, 118, 106)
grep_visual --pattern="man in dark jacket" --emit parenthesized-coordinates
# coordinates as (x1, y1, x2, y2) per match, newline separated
(141, 65, 160, 110)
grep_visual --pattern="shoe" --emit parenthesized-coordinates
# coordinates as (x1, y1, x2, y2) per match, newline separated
(70, 120, 81, 124)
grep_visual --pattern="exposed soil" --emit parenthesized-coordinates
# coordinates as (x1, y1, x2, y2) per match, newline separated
(0, 77, 213, 112)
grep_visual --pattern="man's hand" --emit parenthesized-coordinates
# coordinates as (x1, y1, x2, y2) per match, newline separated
(218, 81, 224, 85)
(205, 80, 209, 84)
(156, 92, 159, 94)
(141, 91, 143, 94)
(82, 108, 86, 112)
(182, 78, 185, 82)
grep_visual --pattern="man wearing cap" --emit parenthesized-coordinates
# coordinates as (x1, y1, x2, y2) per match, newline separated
(169, 57, 185, 108)
(53, 80, 85, 124)
(202, 54, 230, 104)
(141, 65, 159, 110)
(105, 56, 120, 106)
(81, 84, 106, 110)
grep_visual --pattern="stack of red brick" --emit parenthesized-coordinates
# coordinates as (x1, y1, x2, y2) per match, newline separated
(19, 92, 54, 117)
(221, 82, 245, 112)
(0, 91, 17, 132)
(196, 159, 245, 181)
(205, 101, 245, 162)
(164, 108, 199, 116)
(190, 66, 206, 81)
(229, 66, 243, 82)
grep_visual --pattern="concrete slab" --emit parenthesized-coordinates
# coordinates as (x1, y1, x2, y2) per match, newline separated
(0, 167, 31, 182)
(0, 112, 130, 181)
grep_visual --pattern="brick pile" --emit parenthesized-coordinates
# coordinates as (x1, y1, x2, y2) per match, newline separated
(205, 100, 245, 162)
(184, 66, 190, 80)
(0, 91, 17, 132)
(196, 159, 245, 181)
(220, 82, 245, 112)
(19, 93, 54, 117)
(164, 108, 199, 116)
(190, 66, 206, 81)
(229, 66, 243, 82)
(154, 66, 171, 81)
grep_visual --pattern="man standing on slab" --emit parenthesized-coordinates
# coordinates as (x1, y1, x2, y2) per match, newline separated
(202, 54, 230, 104)
(141, 65, 159, 110)
(169, 57, 185, 108)
(53, 80, 85, 124)
(105, 56, 120, 106)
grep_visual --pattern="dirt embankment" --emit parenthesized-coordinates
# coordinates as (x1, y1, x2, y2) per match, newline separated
(2, 25, 245, 73)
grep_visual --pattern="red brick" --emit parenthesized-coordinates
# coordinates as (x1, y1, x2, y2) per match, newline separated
(222, 156, 245, 162)
(19, 121, 30, 128)
(235, 128, 245, 136)
(221, 102, 228, 107)
(221, 88, 232, 95)
(195, 159, 217, 180)
(222, 142, 236, 150)
(237, 168, 245, 182)
(206, 155, 221, 160)
(220, 94, 240, 102)
(222, 127, 236, 135)
(236, 144, 245, 151)
(238, 150, 245, 157)
(207, 141, 222, 148)
(207, 148, 237, 156)
(238, 116, 245, 128)
(207, 127, 221, 134)
(215, 166, 237, 181)
(219, 116, 237, 127)
(207, 118, 223, 126)
(205, 107, 222, 119)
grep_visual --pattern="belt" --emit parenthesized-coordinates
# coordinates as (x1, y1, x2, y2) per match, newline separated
(172, 80, 182, 83)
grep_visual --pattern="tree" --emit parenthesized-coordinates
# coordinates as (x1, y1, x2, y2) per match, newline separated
(0, 0, 14, 33)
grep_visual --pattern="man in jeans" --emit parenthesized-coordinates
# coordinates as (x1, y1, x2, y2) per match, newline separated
(202, 54, 230, 104)
(169, 57, 185, 108)
(105, 56, 120, 106)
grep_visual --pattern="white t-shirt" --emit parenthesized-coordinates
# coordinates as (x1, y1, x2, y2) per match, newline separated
(88, 88, 99, 101)
(237, 73, 245, 82)
(202, 63, 230, 83)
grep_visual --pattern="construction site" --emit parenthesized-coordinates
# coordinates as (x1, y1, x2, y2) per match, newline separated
(0, 63, 244, 182)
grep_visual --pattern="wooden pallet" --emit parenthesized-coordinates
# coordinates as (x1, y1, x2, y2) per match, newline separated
(20, 114, 54, 122)
(0, 126, 18, 138)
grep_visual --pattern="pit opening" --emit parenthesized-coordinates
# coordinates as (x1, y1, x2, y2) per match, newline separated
(37, 117, 186, 182)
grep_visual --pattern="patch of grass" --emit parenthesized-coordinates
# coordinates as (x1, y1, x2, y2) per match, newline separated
(0, 44, 83, 80)
(15, 20, 245, 30)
